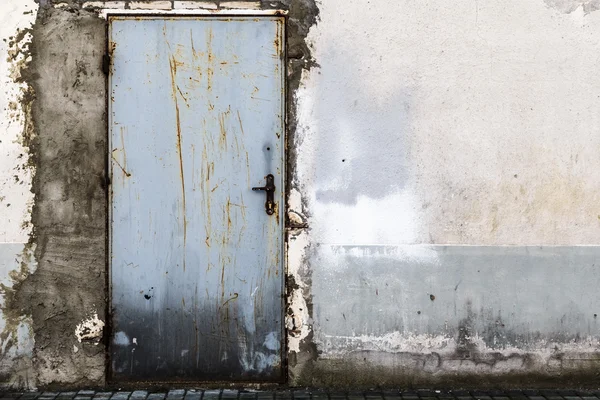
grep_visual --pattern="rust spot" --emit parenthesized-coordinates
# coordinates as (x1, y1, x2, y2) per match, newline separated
(236, 110, 245, 136)
(168, 52, 187, 272)
(190, 29, 196, 57)
(218, 112, 228, 150)
(114, 127, 132, 178)
(206, 27, 214, 91)
(221, 292, 239, 307)
(111, 153, 131, 178)
(176, 85, 189, 106)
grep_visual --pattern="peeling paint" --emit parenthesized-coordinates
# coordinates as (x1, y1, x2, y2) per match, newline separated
(286, 230, 311, 353)
(74, 313, 104, 344)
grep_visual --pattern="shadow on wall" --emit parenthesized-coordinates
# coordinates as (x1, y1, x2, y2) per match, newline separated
(310, 40, 415, 206)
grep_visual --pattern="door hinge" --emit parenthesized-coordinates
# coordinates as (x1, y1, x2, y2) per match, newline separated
(102, 53, 111, 75)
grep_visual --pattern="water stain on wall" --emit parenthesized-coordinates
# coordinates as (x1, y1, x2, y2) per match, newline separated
(544, 0, 600, 13)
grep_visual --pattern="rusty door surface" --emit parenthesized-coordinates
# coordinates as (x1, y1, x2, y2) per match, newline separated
(108, 16, 285, 382)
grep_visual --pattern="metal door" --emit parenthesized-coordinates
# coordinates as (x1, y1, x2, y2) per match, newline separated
(108, 16, 285, 382)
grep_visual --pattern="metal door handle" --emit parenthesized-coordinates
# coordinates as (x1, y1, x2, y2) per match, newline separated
(252, 174, 275, 215)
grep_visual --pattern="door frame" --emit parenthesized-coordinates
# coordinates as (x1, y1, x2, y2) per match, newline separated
(104, 10, 289, 384)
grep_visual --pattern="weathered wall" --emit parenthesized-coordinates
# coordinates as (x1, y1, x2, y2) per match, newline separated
(1, 2, 108, 389)
(289, 0, 600, 388)
(2, 0, 600, 391)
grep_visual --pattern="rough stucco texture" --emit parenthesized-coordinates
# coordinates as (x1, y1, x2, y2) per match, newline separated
(290, 0, 600, 388)
(11, 8, 108, 388)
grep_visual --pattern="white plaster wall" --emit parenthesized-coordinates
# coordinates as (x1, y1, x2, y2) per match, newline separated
(0, 0, 38, 388)
(297, 0, 600, 246)
(293, 0, 600, 378)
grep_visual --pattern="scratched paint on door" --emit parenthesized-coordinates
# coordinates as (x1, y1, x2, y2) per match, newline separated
(109, 17, 285, 382)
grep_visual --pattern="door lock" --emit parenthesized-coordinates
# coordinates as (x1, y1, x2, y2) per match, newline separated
(252, 174, 276, 215)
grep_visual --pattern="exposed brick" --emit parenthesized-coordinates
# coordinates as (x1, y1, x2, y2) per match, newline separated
(129, 1, 172, 10)
(219, 1, 260, 9)
(173, 1, 217, 9)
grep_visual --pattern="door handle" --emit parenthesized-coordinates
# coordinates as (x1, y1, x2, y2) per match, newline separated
(252, 174, 276, 215)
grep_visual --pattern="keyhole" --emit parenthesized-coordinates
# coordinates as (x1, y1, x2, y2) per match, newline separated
(266, 147, 271, 151)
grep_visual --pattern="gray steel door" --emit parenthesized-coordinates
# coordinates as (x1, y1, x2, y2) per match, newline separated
(108, 16, 285, 382)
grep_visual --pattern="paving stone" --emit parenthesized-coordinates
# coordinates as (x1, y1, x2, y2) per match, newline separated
(580, 397, 599, 400)
(293, 392, 310, 400)
(239, 393, 256, 400)
(329, 394, 347, 400)
(131, 392, 148, 400)
(58, 393, 78, 400)
(222, 391, 238, 400)
(74, 397, 92, 400)
(111, 393, 132, 400)
(564, 397, 583, 400)
(167, 391, 184, 400)
(203, 391, 220, 400)
(94, 394, 113, 399)
(184, 391, 202, 400)
(400, 395, 419, 400)
(271, 392, 288, 400)
(21, 394, 40, 400)
(146, 395, 166, 400)
(78, 394, 96, 397)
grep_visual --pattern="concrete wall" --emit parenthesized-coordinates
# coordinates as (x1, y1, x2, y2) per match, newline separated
(1, 0, 600, 390)
(289, 0, 600, 387)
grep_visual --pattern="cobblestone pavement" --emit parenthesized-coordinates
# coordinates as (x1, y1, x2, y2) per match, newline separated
(3, 389, 600, 400)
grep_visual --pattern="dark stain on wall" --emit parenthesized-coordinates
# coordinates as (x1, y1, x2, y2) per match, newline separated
(9, 6, 108, 388)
